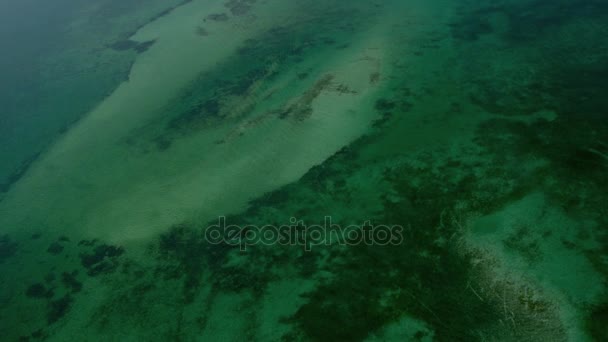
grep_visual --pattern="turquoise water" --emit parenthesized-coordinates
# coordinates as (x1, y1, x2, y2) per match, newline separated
(1, 0, 607, 340)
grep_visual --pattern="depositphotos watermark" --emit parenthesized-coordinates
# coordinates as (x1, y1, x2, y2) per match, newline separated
(204, 216, 404, 251)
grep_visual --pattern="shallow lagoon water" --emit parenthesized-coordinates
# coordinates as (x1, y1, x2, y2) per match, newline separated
(1, 0, 607, 340)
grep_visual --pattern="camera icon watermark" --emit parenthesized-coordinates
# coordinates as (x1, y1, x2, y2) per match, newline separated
(204, 216, 404, 251)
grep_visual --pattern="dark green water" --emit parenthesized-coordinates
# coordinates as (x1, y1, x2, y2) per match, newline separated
(1, 0, 607, 341)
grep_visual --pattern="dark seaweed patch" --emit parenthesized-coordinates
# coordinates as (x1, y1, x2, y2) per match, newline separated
(293, 278, 392, 340)
(0, 234, 17, 262)
(110, 39, 139, 51)
(249, 188, 291, 209)
(80, 244, 124, 276)
(61, 271, 83, 294)
(374, 98, 395, 111)
(155, 224, 211, 302)
(153, 219, 282, 302)
(167, 98, 221, 131)
(372, 92, 413, 127)
(78, 239, 98, 247)
(212, 265, 268, 294)
(26, 329, 48, 341)
(468, 80, 549, 116)
(44, 272, 56, 283)
(206, 13, 229, 21)
(134, 40, 156, 53)
(196, 26, 209, 36)
(505, 0, 608, 41)
(278, 74, 334, 121)
(225, 0, 256, 16)
(25, 283, 54, 299)
(47, 242, 64, 255)
(110, 39, 156, 54)
(47, 295, 73, 324)
(153, 136, 173, 151)
(297, 72, 310, 80)
(586, 302, 608, 341)
(503, 226, 543, 264)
